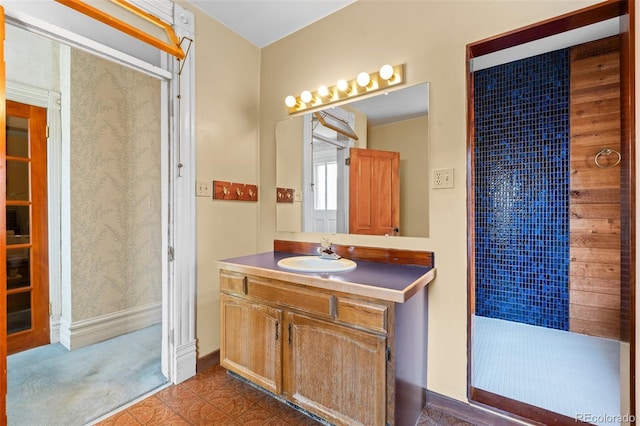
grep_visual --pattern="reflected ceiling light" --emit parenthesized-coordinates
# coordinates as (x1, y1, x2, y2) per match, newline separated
(379, 64, 394, 81)
(300, 90, 313, 103)
(284, 64, 405, 114)
(284, 95, 298, 108)
(336, 79, 350, 92)
(317, 85, 329, 97)
(356, 72, 371, 88)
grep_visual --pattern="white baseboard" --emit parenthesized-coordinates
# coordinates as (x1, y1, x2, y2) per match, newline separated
(49, 316, 61, 344)
(59, 302, 162, 350)
(174, 339, 197, 384)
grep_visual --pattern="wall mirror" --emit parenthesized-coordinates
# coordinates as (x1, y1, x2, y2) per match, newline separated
(276, 82, 429, 237)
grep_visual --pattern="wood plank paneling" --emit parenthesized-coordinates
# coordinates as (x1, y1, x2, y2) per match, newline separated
(569, 36, 621, 339)
(568, 128, 622, 147)
(570, 247, 621, 264)
(570, 261, 620, 280)
(570, 304, 620, 325)
(570, 232, 620, 249)
(570, 275, 622, 294)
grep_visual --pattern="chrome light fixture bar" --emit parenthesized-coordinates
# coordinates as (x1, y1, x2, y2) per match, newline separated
(284, 64, 405, 114)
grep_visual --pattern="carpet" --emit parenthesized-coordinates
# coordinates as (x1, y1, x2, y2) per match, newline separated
(7, 324, 167, 426)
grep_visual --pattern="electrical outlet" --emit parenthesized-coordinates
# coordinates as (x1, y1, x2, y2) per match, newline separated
(196, 180, 212, 197)
(432, 168, 454, 189)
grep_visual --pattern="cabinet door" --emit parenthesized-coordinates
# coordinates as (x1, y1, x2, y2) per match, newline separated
(220, 294, 283, 394)
(284, 312, 387, 426)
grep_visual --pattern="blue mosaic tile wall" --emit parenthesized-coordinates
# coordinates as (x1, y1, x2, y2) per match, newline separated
(474, 49, 570, 330)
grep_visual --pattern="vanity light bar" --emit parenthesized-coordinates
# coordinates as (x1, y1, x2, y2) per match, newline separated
(285, 64, 405, 114)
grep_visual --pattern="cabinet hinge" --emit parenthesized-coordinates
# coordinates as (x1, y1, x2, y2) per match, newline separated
(46, 126, 50, 139)
(345, 157, 350, 166)
(386, 346, 392, 362)
(168, 246, 175, 262)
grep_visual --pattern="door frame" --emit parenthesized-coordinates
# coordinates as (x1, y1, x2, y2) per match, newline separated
(302, 107, 354, 234)
(0, 8, 7, 423)
(2, 0, 197, 389)
(466, 0, 634, 423)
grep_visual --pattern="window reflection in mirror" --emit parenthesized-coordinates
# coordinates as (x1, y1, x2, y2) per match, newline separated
(276, 83, 429, 237)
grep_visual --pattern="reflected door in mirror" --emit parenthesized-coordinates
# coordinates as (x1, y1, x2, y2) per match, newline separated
(349, 148, 400, 235)
(6, 100, 49, 355)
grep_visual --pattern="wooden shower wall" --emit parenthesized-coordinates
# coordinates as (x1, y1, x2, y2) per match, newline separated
(569, 36, 621, 340)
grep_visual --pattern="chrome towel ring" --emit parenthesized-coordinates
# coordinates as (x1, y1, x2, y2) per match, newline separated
(594, 148, 621, 169)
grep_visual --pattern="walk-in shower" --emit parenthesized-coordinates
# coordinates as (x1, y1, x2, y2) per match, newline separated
(470, 28, 630, 425)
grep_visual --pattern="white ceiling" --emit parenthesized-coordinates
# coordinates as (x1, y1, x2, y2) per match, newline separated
(186, 0, 355, 48)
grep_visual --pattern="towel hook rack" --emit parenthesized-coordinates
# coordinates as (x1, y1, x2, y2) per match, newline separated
(594, 148, 621, 169)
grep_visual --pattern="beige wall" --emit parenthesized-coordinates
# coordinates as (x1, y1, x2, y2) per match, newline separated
(275, 116, 303, 232)
(177, 2, 262, 358)
(369, 116, 429, 237)
(258, 0, 601, 403)
(70, 49, 162, 320)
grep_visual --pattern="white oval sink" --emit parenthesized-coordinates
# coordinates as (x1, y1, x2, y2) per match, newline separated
(277, 256, 357, 273)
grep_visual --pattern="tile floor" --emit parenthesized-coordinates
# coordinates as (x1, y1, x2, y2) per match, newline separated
(97, 364, 475, 426)
(473, 315, 621, 423)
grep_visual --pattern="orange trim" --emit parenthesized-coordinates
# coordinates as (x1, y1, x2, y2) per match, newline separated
(55, 0, 185, 60)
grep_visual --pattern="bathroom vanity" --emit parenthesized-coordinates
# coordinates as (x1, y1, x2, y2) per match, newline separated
(218, 240, 435, 426)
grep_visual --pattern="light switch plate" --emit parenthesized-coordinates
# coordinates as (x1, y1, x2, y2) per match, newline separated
(196, 180, 212, 197)
(432, 168, 454, 189)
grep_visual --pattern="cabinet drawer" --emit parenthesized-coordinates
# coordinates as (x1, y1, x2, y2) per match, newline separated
(247, 277, 334, 318)
(336, 297, 388, 333)
(220, 271, 246, 295)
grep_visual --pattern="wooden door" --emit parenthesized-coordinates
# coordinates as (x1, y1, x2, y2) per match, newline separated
(6, 100, 49, 355)
(283, 311, 387, 426)
(349, 148, 400, 235)
(220, 294, 283, 394)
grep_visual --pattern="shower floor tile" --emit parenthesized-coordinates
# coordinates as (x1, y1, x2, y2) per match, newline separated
(472, 315, 623, 425)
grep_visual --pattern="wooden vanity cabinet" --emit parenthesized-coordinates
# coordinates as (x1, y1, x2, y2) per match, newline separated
(220, 270, 394, 426)
(220, 294, 283, 394)
(284, 311, 387, 426)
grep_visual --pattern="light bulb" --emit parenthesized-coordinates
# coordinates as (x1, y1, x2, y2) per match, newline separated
(379, 64, 394, 81)
(356, 72, 371, 87)
(300, 90, 313, 103)
(284, 95, 297, 108)
(318, 85, 329, 97)
(337, 79, 349, 92)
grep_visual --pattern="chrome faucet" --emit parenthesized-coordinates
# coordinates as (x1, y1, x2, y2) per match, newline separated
(317, 237, 341, 259)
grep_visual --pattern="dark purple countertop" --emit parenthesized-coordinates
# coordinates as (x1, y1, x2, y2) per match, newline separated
(218, 251, 436, 303)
